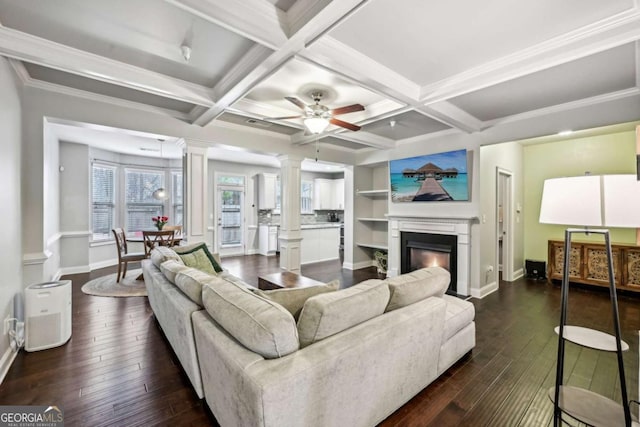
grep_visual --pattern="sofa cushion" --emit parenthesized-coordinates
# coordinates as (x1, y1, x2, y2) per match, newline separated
(150, 246, 183, 268)
(159, 260, 191, 283)
(297, 279, 388, 348)
(441, 294, 475, 341)
(384, 267, 450, 312)
(174, 243, 223, 275)
(174, 268, 215, 306)
(254, 280, 340, 319)
(202, 276, 299, 358)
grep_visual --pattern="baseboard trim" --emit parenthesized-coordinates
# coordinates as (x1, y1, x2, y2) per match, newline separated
(245, 249, 259, 255)
(90, 259, 118, 271)
(343, 260, 375, 270)
(301, 256, 340, 266)
(513, 268, 524, 280)
(471, 281, 499, 299)
(59, 265, 91, 276)
(0, 346, 17, 385)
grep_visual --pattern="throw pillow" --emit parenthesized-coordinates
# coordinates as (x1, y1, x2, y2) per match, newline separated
(173, 243, 223, 275)
(384, 266, 450, 312)
(297, 279, 389, 348)
(159, 260, 191, 284)
(174, 267, 214, 306)
(254, 280, 340, 319)
(150, 246, 183, 268)
(202, 276, 299, 358)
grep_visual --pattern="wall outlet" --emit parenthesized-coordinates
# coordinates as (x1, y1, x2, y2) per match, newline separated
(486, 265, 494, 273)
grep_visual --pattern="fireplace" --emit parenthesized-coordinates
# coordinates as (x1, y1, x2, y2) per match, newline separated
(387, 215, 474, 296)
(401, 232, 457, 294)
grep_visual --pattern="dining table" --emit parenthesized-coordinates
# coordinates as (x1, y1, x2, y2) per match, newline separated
(126, 233, 183, 280)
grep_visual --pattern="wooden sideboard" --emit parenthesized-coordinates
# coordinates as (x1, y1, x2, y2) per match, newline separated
(548, 239, 640, 293)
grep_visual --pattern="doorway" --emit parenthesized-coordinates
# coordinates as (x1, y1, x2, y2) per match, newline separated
(215, 174, 245, 257)
(496, 168, 514, 281)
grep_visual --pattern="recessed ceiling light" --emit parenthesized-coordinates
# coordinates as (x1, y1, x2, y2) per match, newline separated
(140, 147, 160, 152)
(558, 130, 573, 136)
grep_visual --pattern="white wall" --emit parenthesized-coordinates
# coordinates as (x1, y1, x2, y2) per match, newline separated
(479, 141, 525, 295)
(0, 57, 23, 374)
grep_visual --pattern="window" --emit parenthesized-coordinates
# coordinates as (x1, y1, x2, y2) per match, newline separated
(301, 180, 313, 213)
(92, 164, 116, 241)
(125, 169, 164, 233)
(172, 171, 183, 225)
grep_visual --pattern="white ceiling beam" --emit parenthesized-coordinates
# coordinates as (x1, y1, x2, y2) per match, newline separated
(0, 26, 214, 107)
(419, 8, 640, 104)
(188, 0, 370, 127)
(291, 129, 395, 150)
(419, 102, 483, 133)
(164, 0, 288, 49)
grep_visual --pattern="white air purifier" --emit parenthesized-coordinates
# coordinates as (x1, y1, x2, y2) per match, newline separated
(25, 280, 72, 352)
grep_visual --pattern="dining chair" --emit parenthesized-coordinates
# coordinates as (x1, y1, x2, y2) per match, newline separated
(112, 228, 147, 283)
(162, 225, 183, 246)
(142, 230, 177, 256)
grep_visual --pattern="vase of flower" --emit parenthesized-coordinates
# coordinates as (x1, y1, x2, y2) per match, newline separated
(152, 216, 169, 230)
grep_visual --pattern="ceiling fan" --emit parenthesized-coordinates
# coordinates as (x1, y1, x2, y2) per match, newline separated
(271, 90, 364, 134)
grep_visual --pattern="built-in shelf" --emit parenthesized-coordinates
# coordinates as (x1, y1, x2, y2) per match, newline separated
(356, 242, 388, 250)
(357, 217, 389, 222)
(357, 189, 388, 197)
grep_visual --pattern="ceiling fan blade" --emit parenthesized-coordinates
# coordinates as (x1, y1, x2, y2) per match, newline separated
(331, 104, 365, 115)
(268, 115, 303, 120)
(284, 96, 307, 111)
(330, 118, 361, 131)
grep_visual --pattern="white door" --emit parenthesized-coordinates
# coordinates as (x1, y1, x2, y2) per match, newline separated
(216, 184, 245, 257)
(496, 168, 514, 282)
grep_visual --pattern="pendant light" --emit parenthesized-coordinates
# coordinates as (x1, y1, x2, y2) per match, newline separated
(152, 139, 169, 200)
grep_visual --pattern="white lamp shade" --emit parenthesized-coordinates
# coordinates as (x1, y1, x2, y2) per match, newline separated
(602, 175, 640, 228)
(540, 174, 640, 228)
(539, 175, 603, 226)
(304, 117, 329, 134)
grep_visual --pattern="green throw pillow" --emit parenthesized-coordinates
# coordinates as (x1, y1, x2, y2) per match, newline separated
(175, 243, 223, 275)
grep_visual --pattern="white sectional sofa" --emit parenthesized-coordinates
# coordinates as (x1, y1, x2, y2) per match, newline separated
(142, 246, 475, 427)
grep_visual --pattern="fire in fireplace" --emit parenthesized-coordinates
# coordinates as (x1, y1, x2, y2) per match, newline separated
(401, 232, 458, 294)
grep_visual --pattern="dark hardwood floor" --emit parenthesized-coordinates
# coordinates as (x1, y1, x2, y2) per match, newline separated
(1, 256, 638, 426)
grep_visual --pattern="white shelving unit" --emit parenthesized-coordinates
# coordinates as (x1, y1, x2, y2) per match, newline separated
(353, 166, 389, 259)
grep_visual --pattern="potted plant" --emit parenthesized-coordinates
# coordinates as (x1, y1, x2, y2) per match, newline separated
(152, 216, 169, 230)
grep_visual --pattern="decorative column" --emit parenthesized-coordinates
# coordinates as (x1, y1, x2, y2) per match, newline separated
(278, 155, 303, 273)
(183, 140, 208, 246)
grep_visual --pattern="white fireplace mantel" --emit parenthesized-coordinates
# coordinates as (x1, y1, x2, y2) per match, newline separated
(386, 214, 478, 296)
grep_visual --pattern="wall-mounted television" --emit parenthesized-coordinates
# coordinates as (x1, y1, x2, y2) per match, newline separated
(389, 149, 469, 202)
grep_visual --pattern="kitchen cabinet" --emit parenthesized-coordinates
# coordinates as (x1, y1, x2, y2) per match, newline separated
(313, 178, 344, 210)
(259, 225, 278, 256)
(257, 173, 277, 210)
(301, 224, 341, 264)
(333, 178, 344, 210)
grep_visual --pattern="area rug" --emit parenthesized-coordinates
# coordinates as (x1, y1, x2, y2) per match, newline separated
(81, 269, 147, 297)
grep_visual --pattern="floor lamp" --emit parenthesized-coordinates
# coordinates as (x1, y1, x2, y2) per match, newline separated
(539, 174, 640, 427)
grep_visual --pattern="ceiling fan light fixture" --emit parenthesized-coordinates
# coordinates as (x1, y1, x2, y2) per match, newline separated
(304, 117, 330, 134)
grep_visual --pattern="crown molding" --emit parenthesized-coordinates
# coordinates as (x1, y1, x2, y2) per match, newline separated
(7, 58, 29, 84)
(166, 0, 288, 50)
(24, 77, 192, 121)
(292, 129, 395, 150)
(0, 26, 214, 107)
(419, 7, 640, 104)
(420, 101, 483, 133)
(483, 87, 640, 128)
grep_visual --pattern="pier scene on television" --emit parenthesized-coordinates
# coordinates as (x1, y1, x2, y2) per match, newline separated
(390, 149, 469, 202)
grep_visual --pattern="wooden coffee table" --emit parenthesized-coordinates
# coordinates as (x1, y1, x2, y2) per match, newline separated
(258, 271, 325, 290)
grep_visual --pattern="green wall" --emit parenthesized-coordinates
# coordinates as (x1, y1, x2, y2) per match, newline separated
(523, 129, 637, 262)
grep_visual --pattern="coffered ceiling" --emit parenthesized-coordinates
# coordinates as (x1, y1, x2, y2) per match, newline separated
(0, 0, 639, 155)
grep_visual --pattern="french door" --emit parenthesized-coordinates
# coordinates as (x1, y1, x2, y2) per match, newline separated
(216, 182, 245, 257)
